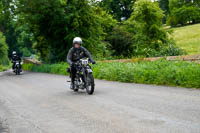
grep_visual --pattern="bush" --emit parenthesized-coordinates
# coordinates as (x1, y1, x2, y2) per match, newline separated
(141, 40, 186, 57)
(23, 63, 69, 75)
(23, 60, 200, 88)
(167, 5, 200, 26)
(0, 32, 9, 65)
(0, 65, 10, 72)
(93, 60, 200, 88)
(123, 0, 184, 57)
(159, 42, 186, 56)
(105, 26, 134, 57)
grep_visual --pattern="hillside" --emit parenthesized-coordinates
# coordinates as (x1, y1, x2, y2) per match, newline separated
(173, 24, 200, 55)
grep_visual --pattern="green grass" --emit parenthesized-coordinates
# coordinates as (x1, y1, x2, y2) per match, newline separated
(173, 24, 200, 55)
(0, 65, 10, 72)
(22, 62, 69, 75)
(23, 60, 200, 88)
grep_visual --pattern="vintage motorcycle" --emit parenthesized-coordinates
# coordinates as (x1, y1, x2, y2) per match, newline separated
(13, 61, 22, 75)
(68, 58, 95, 95)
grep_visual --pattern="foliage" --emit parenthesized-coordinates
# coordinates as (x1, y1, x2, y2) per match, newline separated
(99, 0, 136, 21)
(0, 0, 19, 57)
(0, 32, 9, 65)
(15, 24, 35, 57)
(103, 0, 184, 58)
(155, 40, 186, 56)
(0, 65, 10, 72)
(23, 63, 69, 75)
(167, 0, 200, 26)
(105, 26, 134, 57)
(158, 0, 169, 23)
(0, 0, 190, 61)
(123, 0, 184, 57)
(23, 60, 200, 88)
(93, 60, 200, 88)
(158, 0, 169, 14)
(17, 0, 116, 62)
(0, 0, 34, 57)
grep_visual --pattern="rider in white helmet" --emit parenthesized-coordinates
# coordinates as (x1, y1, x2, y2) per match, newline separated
(67, 37, 96, 89)
(11, 51, 21, 70)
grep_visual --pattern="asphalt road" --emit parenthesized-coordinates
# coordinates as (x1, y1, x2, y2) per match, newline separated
(0, 70, 200, 133)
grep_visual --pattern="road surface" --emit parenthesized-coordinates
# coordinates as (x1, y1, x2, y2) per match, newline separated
(0, 70, 200, 133)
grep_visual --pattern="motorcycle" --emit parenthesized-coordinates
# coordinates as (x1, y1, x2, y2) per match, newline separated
(13, 61, 22, 75)
(69, 58, 95, 95)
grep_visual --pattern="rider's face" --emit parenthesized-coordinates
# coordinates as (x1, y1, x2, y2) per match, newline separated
(74, 43, 80, 48)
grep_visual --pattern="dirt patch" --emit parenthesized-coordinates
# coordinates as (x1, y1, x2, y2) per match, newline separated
(23, 58, 41, 65)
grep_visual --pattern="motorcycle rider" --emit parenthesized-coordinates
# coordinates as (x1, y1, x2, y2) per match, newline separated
(67, 37, 96, 89)
(11, 51, 21, 71)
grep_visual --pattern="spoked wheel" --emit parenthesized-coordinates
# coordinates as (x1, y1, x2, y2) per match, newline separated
(86, 73, 95, 95)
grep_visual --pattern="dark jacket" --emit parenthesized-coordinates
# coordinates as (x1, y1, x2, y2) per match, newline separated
(11, 55, 21, 62)
(67, 46, 94, 65)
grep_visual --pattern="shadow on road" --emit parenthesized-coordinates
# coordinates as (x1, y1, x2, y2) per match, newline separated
(0, 119, 9, 133)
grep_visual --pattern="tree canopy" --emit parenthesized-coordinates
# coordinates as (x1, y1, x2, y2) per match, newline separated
(0, 0, 196, 62)
(99, 0, 136, 21)
(167, 0, 200, 26)
(0, 32, 9, 65)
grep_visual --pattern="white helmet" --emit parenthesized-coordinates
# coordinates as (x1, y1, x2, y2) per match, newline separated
(12, 51, 16, 55)
(73, 37, 82, 45)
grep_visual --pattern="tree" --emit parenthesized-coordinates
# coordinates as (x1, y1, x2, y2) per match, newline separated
(15, 24, 35, 57)
(125, 0, 179, 57)
(0, 0, 19, 57)
(17, 0, 116, 62)
(158, 0, 169, 23)
(106, 26, 134, 57)
(0, 32, 9, 65)
(167, 0, 200, 26)
(99, 0, 136, 21)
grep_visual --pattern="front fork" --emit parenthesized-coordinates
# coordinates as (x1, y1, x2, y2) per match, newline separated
(82, 66, 92, 87)
(74, 66, 92, 89)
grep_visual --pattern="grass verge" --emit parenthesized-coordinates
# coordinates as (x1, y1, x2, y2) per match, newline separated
(22, 60, 200, 88)
(22, 63, 69, 75)
(0, 65, 10, 72)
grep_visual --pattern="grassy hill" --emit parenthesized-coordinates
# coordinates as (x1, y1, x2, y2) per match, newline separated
(173, 24, 200, 55)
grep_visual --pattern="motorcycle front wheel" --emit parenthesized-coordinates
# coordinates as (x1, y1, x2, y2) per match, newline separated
(15, 68, 20, 75)
(86, 73, 95, 95)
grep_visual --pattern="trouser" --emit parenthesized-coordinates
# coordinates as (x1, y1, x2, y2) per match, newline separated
(70, 65, 77, 84)
(70, 64, 86, 84)
(12, 63, 16, 69)
(12, 62, 21, 70)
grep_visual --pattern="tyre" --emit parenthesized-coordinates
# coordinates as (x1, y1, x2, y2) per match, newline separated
(74, 89, 78, 92)
(18, 70, 20, 75)
(16, 68, 20, 75)
(15, 68, 18, 75)
(86, 73, 95, 95)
